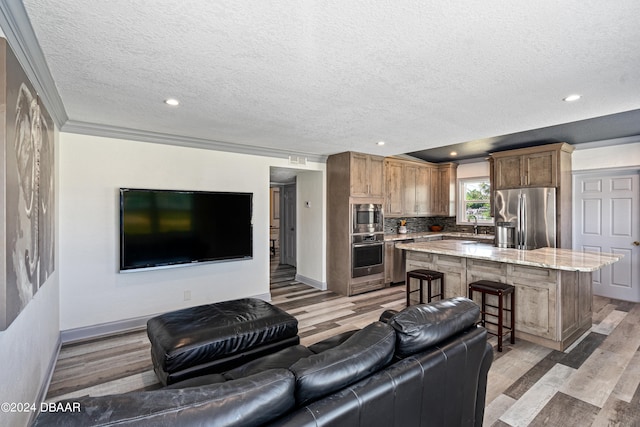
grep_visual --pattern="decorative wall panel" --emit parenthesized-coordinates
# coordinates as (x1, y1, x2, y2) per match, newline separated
(1, 38, 55, 330)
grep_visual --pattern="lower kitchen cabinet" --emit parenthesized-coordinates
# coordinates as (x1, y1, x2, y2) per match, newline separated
(404, 250, 594, 351)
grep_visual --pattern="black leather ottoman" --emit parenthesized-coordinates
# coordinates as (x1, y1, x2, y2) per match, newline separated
(147, 298, 299, 385)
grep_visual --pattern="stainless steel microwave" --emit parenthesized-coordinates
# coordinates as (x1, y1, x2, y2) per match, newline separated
(352, 203, 383, 234)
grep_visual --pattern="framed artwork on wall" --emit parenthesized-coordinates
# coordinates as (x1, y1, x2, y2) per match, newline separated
(1, 38, 55, 330)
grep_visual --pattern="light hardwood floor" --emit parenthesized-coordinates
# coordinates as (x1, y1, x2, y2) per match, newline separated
(45, 255, 640, 426)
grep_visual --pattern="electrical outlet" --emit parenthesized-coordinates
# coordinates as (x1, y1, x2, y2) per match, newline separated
(184, 290, 191, 301)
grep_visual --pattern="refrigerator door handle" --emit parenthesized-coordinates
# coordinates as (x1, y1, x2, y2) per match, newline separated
(516, 193, 522, 249)
(521, 194, 527, 249)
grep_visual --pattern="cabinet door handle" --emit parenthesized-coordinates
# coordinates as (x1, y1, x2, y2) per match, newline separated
(633, 241, 640, 246)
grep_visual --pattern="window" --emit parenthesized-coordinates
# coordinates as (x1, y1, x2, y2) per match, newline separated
(457, 177, 493, 225)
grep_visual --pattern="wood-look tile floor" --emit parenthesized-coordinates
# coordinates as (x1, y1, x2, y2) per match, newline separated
(45, 254, 640, 426)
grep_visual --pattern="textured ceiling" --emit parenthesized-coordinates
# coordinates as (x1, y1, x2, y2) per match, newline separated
(20, 0, 640, 160)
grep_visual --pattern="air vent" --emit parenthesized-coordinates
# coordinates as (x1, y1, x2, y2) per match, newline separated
(289, 155, 307, 165)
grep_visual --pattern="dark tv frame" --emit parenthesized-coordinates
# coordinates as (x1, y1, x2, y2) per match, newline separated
(119, 188, 253, 272)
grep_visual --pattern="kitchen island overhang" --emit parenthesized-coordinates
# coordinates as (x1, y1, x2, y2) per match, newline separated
(397, 240, 623, 351)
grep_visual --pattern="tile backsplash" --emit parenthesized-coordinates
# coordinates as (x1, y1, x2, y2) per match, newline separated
(384, 216, 494, 235)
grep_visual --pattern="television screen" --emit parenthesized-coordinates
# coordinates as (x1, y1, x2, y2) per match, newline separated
(120, 188, 253, 271)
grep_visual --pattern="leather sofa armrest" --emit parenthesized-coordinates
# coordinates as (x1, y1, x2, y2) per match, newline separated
(379, 309, 399, 323)
(34, 369, 295, 427)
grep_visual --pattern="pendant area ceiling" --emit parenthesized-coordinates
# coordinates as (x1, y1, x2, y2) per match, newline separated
(19, 1, 640, 160)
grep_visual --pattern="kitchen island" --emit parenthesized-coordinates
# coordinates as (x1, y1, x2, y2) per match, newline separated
(396, 240, 623, 351)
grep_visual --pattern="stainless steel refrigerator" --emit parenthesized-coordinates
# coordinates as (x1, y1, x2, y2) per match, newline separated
(494, 187, 556, 250)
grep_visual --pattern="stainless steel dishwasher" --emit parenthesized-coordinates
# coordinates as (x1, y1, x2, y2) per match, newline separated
(391, 239, 414, 284)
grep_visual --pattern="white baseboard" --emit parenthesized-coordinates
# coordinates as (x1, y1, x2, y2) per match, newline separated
(31, 335, 62, 423)
(295, 274, 327, 290)
(60, 314, 152, 344)
(60, 292, 273, 344)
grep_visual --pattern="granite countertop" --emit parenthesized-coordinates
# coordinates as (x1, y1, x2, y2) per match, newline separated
(395, 240, 623, 272)
(384, 231, 495, 242)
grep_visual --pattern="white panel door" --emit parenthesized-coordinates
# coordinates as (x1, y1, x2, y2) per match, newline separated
(574, 171, 639, 302)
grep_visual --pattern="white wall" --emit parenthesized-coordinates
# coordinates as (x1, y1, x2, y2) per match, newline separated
(59, 133, 325, 332)
(457, 160, 490, 179)
(573, 141, 640, 171)
(296, 170, 326, 288)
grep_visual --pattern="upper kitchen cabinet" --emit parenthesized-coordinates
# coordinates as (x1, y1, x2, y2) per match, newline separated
(385, 158, 431, 217)
(491, 143, 574, 190)
(430, 163, 457, 216)
(349, 152, 385, 197)
(384, 158, 456, 217)
(401, 162, 431, 216)
(385, 159, 404, 215)
(327, 151, 385, 200)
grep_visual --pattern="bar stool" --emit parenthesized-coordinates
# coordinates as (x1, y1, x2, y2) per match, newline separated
(468, 280, 515, 352)
(405, 269, 445, 307)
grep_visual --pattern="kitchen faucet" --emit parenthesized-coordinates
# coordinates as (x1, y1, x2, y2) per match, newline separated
(470, 215, 478, 234)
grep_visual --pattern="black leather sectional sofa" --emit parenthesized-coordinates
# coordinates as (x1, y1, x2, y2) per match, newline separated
(34, 297, 493, 426)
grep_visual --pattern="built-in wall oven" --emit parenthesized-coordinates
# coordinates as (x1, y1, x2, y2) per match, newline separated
(352, 233, 384, 278)
(352, 203, 383, 234)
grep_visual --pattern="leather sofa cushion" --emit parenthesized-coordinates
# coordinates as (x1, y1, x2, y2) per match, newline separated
(290, 321, 396, 406)
(389, 297, 480, 358)
(147, 298, 298, 375)
(163, 373, 227, 389)
(33, 369, 295, 427)
(224, 345, 314, 380)
(307, 329, 358, 354)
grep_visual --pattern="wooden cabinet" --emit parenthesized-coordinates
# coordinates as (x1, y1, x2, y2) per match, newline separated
(406, 251, 466, 300)
(403, 164, 432, 215)
(491, 143, 572, 190)
(425, 162, 457, 216)
(384, 159, 456, 217)
(385, 160, 404, 216)
(490, 142, 574, 248)
(507, 264, 558, 340)
(350, 152, 385, 197)
(404, 249, 593, 350)
(327, 151, 386, 296)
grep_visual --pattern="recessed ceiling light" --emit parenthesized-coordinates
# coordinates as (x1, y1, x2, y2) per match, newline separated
(164, 98, 180, 106)
(376, 141, 385, 146)
(450, 151, 458, 156)
(563, 94, 581, 102)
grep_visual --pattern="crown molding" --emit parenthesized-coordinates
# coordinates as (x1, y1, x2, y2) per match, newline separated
(62, 120, 328, 163)
(0, 0, 68, 127)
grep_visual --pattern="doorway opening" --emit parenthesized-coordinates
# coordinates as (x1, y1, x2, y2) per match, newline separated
(270, 167, 298, 270)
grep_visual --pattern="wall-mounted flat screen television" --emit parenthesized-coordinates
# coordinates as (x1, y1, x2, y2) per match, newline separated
(119, 188, 253, 271)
